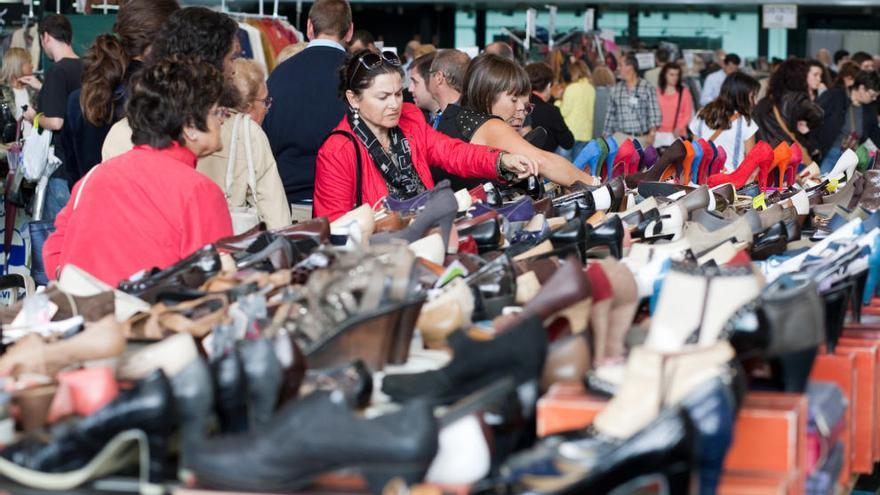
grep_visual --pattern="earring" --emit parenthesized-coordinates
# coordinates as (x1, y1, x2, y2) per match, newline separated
(352, 108, 359, 127)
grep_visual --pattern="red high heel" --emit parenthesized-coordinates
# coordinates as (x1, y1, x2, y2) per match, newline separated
(759, 142, 791, 191)
(611, 139, 636, 179)
(695, 139, 714, 185)
(707, 141, 774, 189)
(709, 146, 727, 179)
(784, 143, 802, 187)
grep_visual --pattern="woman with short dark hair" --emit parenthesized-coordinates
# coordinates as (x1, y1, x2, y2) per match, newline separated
(449, 54, 597, 186)
(314, 49, 537, 221)
(101, 7, 240, 160)
(44, 58, 233, 286)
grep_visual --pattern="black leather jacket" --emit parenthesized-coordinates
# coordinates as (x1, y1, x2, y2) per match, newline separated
(754, 91, 824, 161)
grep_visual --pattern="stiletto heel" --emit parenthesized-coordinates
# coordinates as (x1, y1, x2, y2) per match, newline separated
(759, 142, 791, 191)
(708, 141, 773, 188)
(146, 433, 169, 486)
(625, 140, 687, 188)
(370, 185, 458, 249)
(387, 296, 425, 363)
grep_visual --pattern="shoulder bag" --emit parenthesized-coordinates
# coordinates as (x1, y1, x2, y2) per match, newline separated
(326, 130, 363, 209)
(225, 114, 261, 235)
(772, 105, 813, 164)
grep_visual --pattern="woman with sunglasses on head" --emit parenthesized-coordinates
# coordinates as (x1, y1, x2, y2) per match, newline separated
(43, 57, 233, 286)
(197, 58, 291, 232)
(455, 54, 598, 186)
(314, 49, 538, 221)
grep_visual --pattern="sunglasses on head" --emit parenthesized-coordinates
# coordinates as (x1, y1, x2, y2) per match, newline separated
(350, 51, 402, 87)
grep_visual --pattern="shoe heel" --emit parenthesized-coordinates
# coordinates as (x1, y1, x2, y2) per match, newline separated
(362, 463, 427, 494)
(549, 298, 592, 335)
(439, 213, 455, 254)
(142, 434, 168, 488)
(388, 297, 425, 364)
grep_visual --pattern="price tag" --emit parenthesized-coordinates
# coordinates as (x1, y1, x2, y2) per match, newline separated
(752, 193, 767, 211)
(827, 178, 839, 193)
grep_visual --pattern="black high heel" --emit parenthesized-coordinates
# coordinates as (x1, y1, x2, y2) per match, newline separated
(0, 370, 175, 493)
(382, 314, 547, 405)
(187, 391, 439, 493)
(464, 254, 518, 320)
(118, 245, 222, 303)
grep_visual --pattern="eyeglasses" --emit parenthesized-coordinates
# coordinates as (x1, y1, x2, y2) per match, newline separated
(212, 107, 232, 121)
(515, 102, 536, 116)
(349, 51, 402, 87)
(257, 96, 273, 109)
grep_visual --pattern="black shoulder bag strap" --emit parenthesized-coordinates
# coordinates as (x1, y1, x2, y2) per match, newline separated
(327, 130, 363, 208)
(672, 89, 683, 134)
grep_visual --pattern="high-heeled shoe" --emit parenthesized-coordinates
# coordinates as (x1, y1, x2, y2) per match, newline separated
(826, 148, 859, 184)
(0, 370, 174, 493)
(646, 263, 761, 350)
(465, 254, 517, 320)
(610, 139, 635, 179)
(758, 142, 791, 191)
(784, 141, 802, 187)
(573, 139, 603, 173)
(707, 141, 773, 189)
(190, 393, 438, 494)
(299, 360, 373, 409)
(471, 197, 535, 223)
(118, 245, 222, 304)
(417, 278, 474, 348)
(371, 185, 458, 251)
(0, 315, 125, 376)
(683, 140, 701, 185)
(542, 333, 591, 390)
(624, 139, 687, 189)
(706, 144, 727, 182)
(496, 258, 592, 335)
(382, 314, 547, 404)
(330, 204, 375, 245)
(695, 139, 714, 185)
(383, 179, 452, 214)
(641, 145, 659, 171)
(602, 136, 619, 180)
(238, 338, 283, 430)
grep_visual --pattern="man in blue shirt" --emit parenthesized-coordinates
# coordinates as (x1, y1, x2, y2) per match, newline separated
(263, 0, 352, 220)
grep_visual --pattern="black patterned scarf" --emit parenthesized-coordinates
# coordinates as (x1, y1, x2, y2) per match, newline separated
(347, 109, 426, 200)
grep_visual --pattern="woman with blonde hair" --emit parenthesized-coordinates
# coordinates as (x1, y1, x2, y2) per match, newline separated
(558, 60, 595, 159)
(0, 47, 38, 141)
(198, 58, 291, 231)
(590, 65, 615, 139)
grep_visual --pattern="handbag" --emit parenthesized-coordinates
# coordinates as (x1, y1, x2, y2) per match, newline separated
(225, 114, 261, 235)
(21, 114, 58, 182)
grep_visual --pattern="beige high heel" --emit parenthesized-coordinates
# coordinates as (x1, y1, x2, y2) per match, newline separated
(409, 233, 445, 265)
(330, 204, 376, 245)
(417, 279, 474, 348)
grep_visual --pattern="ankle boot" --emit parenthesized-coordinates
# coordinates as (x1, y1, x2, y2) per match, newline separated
(187, 391, 439, 493)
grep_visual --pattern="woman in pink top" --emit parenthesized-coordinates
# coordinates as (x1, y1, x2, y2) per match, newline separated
(655, 62, 693, 148)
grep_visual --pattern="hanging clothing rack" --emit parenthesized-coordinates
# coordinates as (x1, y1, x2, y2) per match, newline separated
(221, 0, 283, 20)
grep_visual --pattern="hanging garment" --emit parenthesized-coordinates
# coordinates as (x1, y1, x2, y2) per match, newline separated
(238, 22, 267, 74)
(237, 29, 253, 60)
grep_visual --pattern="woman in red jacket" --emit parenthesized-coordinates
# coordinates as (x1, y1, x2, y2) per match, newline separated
(43, 58, 233, 286)
(314, 50, 537, 221)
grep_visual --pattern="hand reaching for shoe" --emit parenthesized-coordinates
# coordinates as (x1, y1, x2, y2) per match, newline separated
(499, 153, 540, 179)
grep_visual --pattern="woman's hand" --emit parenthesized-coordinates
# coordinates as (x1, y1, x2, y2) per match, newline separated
(797, 120, 810, 134)
(500, 153, 539, 179)
(17, 76, 41, 91)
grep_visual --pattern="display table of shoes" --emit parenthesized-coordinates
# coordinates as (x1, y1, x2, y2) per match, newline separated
(0, 138, 879, 494)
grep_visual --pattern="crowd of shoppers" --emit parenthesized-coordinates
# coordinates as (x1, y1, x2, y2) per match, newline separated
(0, 0, 872, 286)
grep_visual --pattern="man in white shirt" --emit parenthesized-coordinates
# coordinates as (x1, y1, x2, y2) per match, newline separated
(700, 53, 741, 106)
